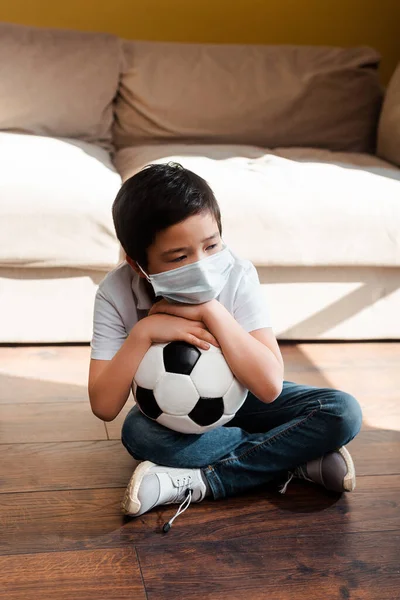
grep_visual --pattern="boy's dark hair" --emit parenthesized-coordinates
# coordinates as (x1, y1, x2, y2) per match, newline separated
(112, 162, 222, 269)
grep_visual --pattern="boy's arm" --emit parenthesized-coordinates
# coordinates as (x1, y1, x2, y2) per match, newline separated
(88, 323, 152, 422)
(149, 299, 283, 404)
(203, 300, 283, 404)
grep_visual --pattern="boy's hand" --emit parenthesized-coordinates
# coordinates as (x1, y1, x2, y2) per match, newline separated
(148, 298, 215, 322)
(135, 312, 220, 350)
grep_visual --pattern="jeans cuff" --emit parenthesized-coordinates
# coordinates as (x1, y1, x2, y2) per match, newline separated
(202, 465, 226, 500)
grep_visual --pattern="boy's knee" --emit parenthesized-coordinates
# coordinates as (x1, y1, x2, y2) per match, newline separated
(331, 390, 363, 441)
(121, 407, 154, 460)
(121, 406, 189, 465)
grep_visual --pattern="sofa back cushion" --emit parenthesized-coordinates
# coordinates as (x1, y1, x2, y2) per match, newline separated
(377, 62, 400, 167)
(113, 41, 383, 153)
(0, 22, 121, 150)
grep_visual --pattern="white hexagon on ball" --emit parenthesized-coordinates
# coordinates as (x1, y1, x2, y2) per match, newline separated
(154, 372, 200, 415)
(134, 343, 166, 389)
(190, 347, 233, 397)
(157, 413, 201, 434)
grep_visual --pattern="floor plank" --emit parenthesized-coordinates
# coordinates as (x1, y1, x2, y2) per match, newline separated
(135, 531, 400, 600)
(0, 373, 88, 404)
(0, 402, 107, 443)
(0, 346, 89, 404)
(0, 346, 90, 385)
(0, 548, 146, 600)
(0, 441, 138, 493)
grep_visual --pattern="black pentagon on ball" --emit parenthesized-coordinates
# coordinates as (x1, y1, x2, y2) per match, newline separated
(135, 386, 162, 420)
(163, 341, 201, 376)
(189, 396, 225, 426)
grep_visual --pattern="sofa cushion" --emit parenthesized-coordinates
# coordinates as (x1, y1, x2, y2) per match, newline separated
(0, 133, 122, 269)
(113, 41, 383, 153)
(114, 144, 400, 268)
(377, 62, 400, 167)
(0, 22, 121, 151)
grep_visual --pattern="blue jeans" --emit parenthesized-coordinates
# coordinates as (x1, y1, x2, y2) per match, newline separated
(121, 380, 363, 500)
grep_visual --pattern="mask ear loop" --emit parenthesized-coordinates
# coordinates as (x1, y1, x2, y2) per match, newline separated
(136, 262, 151, 283)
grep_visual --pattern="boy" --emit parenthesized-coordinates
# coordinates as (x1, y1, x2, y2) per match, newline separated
(88, 163, 363, 533)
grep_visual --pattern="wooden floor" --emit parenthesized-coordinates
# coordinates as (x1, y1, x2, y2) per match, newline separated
(0, 342, 399, 599)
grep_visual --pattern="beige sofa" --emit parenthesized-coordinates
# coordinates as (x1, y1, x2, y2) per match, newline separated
(1, 21, 399, 342)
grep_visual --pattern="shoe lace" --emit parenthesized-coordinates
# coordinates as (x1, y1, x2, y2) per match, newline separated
(279, 464, 314, 494)
(278, 470, 295, 494)
(163, 475, 193, 533)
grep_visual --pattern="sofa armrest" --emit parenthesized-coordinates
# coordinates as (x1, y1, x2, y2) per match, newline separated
(377, 63, 400, 166)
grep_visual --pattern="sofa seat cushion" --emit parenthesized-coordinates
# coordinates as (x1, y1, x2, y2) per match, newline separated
(115, 144, 400, 268)
(0, 133, 121, 269)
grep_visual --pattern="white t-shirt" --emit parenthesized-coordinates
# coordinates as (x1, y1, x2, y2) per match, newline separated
(90, 251, 272, 360)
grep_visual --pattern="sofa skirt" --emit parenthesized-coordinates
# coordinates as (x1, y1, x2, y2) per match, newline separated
(0, 265, 398, 343)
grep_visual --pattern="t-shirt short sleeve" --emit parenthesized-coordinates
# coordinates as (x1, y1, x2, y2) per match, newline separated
(90, 287, 127, 360)
(233, 262, 272, 333)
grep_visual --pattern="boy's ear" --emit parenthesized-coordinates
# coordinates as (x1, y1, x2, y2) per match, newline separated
(126, 255, 147, 278)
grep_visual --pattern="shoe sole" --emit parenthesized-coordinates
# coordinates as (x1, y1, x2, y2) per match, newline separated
(338, 446, 356, 492)
(121, 460, 157, 516)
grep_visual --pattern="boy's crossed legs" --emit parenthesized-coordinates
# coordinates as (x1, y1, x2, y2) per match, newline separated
(121, 380, 363, 529)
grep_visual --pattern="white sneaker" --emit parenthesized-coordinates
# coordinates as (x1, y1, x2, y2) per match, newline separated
(121, 460, 208, 532)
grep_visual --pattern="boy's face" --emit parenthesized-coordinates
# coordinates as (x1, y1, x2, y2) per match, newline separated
(128, 211, 222, 276)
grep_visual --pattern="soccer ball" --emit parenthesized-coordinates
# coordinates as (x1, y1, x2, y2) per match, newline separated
(132, 341, 248, 434)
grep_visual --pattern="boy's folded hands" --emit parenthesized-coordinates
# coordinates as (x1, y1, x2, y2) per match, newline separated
(136, 307, 220, 351)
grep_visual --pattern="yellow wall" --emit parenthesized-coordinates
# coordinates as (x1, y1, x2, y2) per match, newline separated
(2, 0, 399, 84)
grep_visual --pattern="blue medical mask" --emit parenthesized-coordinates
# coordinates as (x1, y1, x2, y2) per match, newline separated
(137, 244, 235, 304)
